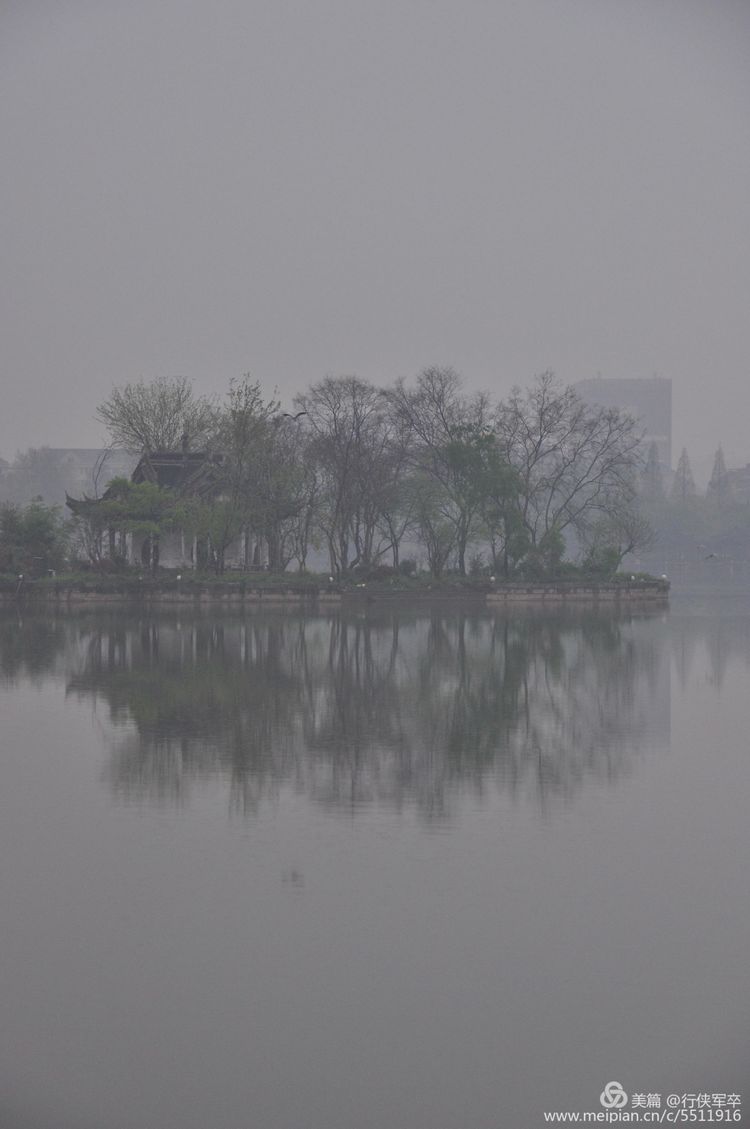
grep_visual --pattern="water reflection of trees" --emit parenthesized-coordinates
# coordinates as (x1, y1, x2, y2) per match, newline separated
(8, 604, 750, 814)
(5, 606, 668, 817)
(66, 616, 307, 810)
(668, 609, 750, 691)
(0, 613, 71, 685)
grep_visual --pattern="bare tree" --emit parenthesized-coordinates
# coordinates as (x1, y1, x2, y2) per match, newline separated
(495, 372, 643, 550)
(295, 376, 399, 575)
(409, 473, 456, 577)
(96, 377, 218, 453)
(208, 376, 313, 573)
(283, 457, 320, 572)
(580, 500, 656, 576)
(175, 376, 312, 573)
(254, 413, 310, 571)
(388, 367, 492, 574)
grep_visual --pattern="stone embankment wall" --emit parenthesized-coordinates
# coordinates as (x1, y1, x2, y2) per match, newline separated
(486, 582, 669, 604)
(0, 579, 669, 606)
(0, 584, 337, 606)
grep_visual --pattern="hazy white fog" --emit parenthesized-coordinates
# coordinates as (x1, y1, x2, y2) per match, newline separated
(2, 0, 749, 481)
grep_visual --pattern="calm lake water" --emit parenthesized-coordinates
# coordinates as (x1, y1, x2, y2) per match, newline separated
(0, 596, 748, 1128)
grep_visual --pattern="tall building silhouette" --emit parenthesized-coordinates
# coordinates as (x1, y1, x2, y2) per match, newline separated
(573, 376, 672, 469)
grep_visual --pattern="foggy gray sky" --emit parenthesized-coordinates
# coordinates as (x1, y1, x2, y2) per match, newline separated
(2, 0, 749, 481)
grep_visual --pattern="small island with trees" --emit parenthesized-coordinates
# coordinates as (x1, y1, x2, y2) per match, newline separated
(1, 368, 668, 605)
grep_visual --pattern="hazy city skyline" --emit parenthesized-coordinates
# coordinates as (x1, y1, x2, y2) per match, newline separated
(3, 0, 749, 482)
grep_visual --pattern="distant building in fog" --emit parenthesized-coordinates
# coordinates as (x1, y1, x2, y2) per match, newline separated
(0, 448, 137, 507)
(573, 376, 672, 470)
(723, 463, 750, 505)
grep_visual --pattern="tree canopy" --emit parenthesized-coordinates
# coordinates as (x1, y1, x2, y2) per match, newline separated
(96, 377, 218, 453)
(87, 368, 651, 577)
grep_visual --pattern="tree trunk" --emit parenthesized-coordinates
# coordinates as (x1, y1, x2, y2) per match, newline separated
(267, 527, 281, 573)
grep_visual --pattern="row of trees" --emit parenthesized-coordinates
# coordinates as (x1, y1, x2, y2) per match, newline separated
(638, 443, 750, 559)
(640, 442, 733, 504)
(89, 369, 650, 577)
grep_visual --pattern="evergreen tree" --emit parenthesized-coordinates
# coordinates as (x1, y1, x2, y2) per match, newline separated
(671, 448, 696, 501)
(0, 500, 69, 573)
(706, 445, 732, 506)
(640, 440, 664, 498)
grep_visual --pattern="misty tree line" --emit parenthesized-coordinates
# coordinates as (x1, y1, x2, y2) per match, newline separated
(1, 369, 653, 578)
(5, 371, 748, 578)
(640, 441, 719, 503)
(66, 367, 652, 578)
(639, 441, 750, 557)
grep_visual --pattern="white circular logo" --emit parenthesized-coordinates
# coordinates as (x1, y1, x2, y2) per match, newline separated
(600, 1081, 628, 1109)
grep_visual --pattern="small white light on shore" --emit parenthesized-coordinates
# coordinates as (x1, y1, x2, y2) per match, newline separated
(328, 576, 334, 582)
(176, 574, 182, 581)
(489, 575, 495, 582)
